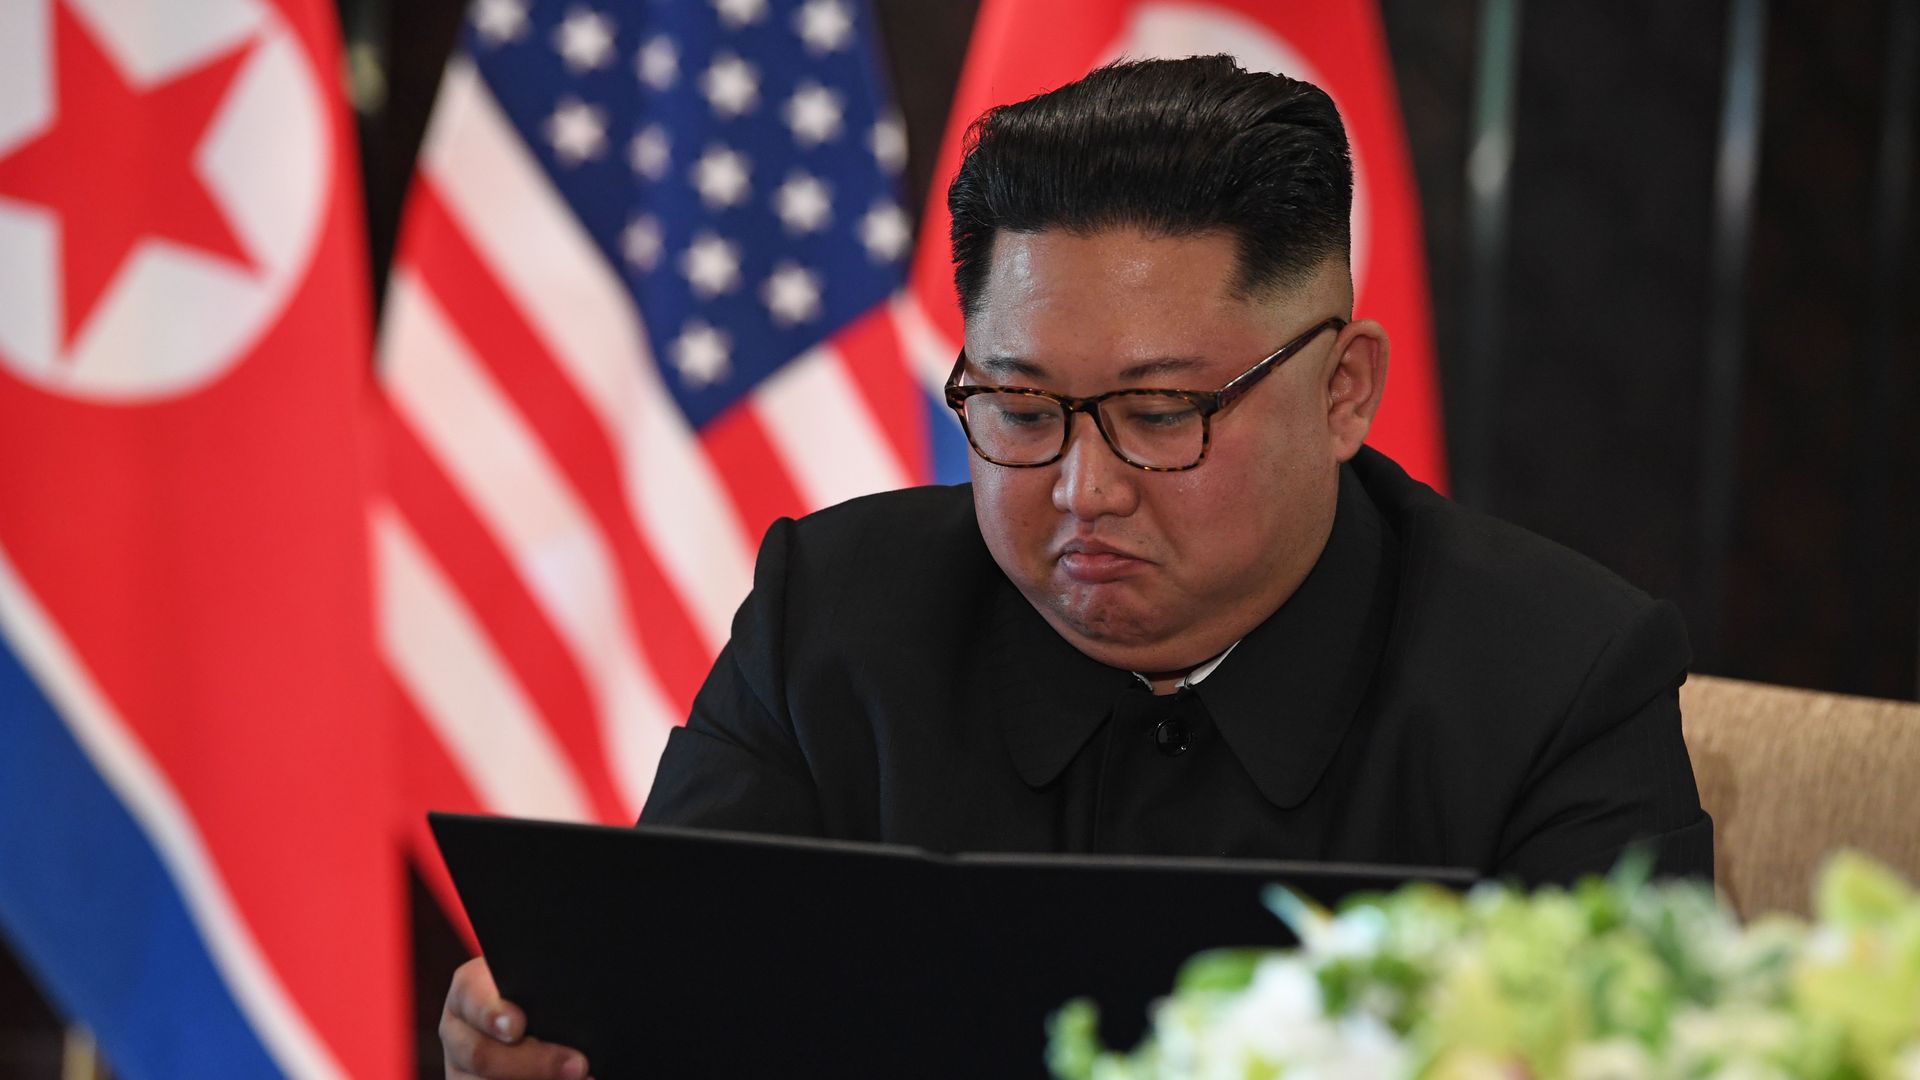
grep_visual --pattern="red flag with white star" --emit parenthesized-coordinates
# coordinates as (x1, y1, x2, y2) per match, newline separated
(0, 5, 259, 347)
(0, 1, 404, 1077)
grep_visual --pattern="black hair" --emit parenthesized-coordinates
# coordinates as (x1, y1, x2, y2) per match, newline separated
(947, 55, 1352, 316)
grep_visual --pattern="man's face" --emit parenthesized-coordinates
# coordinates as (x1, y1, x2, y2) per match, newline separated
(962, 227, 1381, 676)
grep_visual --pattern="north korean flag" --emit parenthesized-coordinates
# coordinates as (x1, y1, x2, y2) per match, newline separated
(0, 2, 405, 1078)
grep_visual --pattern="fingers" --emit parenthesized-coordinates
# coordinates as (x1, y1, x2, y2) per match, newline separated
(446, 957, 522, 1041)
(441, 957, 590, 1080)
(443, 1033, 589, 1080)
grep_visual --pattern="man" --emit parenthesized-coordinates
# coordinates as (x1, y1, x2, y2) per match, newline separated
(441, 56, 1711, 1079)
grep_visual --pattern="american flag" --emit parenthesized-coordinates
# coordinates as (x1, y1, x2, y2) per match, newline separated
(377, 0, 967, 895)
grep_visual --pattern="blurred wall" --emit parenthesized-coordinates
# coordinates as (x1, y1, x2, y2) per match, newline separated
(1382, 0, 1917, 700)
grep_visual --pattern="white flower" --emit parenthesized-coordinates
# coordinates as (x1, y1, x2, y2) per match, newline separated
(1049, 858, 1920, 1080)
(1321, 905, 1390, 959)
(1144, 958, 1409, 1080)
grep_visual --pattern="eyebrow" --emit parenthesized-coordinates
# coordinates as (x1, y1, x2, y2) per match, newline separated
(969, 354, 1211, 383)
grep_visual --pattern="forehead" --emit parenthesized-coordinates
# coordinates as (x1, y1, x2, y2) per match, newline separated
(976, 227, 1246, 318)
(963, 228, 1311, 384)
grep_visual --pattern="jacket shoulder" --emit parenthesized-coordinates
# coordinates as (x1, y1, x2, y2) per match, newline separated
(749, 484, 990, 640)
(779, 483, 981, 579)
(785, 483, 976, 543)
(1349, 451, 1699, 878)
(1354, 449, 1667, 639)
(1351, 449, 1690, 719)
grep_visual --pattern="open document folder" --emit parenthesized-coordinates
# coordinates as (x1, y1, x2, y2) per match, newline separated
(431, 813, 1474, 1078)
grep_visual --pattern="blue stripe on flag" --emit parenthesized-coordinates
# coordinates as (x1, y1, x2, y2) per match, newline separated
(0, 634, 283, 1080)
(925, 386, 972, 486)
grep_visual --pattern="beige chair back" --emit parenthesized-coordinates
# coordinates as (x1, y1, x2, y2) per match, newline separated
(1680, 673, 1920, 920)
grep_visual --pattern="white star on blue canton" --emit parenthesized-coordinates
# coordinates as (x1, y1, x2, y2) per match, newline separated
(859, 200, 911, 262)
(869, 111, 907, 174)
(763, 262, 824, 325)
(552, 7, 617, 72)
(636, 35, 678, 90)
(700, 52, 760, 118)
(497, 0, 908, 421)
(622, 215, 663, 271)
(691, 144, 752, 208)
(774, 171, 833, 234)
(794, 0, 855, 54)
(629, 125, 671, 180)
(672, 320, 732, 388)
(472, 0, 529, 45)
(713, 0, 768, 29)
(544, 98, 608, 164)
(784, 82, 844, 147)
(680, 232, 743, 297)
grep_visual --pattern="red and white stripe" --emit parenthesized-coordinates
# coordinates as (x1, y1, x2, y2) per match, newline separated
(376, 60, 939, 889)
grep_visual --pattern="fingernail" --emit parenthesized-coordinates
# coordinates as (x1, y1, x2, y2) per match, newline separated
(491, 1014, 513, 1039)
(560, 1054, 588, 1080)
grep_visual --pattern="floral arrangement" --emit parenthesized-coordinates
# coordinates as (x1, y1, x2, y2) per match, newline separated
(1048, 852, 1920, 1080)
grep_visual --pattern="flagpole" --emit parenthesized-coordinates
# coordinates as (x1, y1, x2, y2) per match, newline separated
(1856, 0, 1918, 700)
(1691, 0, 1768, 671)
(60, 1027, 105, 1080)
(1460, 0, 1523, 513)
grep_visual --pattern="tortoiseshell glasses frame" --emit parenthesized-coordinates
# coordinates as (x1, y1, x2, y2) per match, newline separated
(942, 316, 1347, 472)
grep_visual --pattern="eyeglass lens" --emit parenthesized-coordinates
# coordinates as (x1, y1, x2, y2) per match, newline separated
(961, 392, 1205, 468)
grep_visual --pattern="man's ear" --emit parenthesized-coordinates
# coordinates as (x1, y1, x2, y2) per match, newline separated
(1325, 319, 1389, 463)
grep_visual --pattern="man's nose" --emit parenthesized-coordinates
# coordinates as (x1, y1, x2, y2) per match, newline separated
(1051, 410, 1139, 520)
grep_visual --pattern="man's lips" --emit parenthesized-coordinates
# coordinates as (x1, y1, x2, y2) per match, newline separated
(1055, 540, 1149, 583)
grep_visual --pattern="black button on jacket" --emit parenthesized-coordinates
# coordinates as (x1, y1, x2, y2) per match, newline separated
(640, 447, 1713, 887)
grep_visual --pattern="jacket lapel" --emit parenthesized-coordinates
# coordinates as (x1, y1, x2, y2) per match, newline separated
(1193, 464, 1400, 808)
(978, 574, 1136, 789)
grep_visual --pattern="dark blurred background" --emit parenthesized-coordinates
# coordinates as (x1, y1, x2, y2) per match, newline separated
(5, 0, 1915, 1076)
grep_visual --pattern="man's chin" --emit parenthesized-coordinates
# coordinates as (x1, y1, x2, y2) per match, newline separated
(1042, 588, 1175, 659)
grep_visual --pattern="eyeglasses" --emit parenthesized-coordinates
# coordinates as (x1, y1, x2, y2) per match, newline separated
(943, 316, 1346, 472)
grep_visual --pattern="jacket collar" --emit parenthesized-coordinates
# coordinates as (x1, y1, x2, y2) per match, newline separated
(978, 573, 1138, 789)
(985, 463, 1399, 805)
(1193, 465, 1398, 806)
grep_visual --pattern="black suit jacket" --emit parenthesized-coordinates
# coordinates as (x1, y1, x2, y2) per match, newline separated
(641, 448, 1712, 886)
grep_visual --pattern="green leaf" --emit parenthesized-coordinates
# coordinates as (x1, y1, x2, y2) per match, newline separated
(1045, 998, 1105, 1080)
(1817, 850, 1917, 928)
(1262, 883, 1322, 940)
(1173, 948, 1267, 994)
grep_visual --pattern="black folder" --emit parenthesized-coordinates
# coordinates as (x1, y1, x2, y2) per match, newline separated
(430, 812, 1473, 1078)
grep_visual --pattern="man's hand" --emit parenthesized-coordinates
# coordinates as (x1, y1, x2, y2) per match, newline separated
(441, 957, 590, 1080)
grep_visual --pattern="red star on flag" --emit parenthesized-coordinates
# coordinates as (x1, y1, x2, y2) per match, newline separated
(0, 3, 259, 350)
